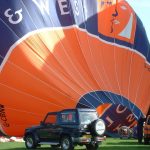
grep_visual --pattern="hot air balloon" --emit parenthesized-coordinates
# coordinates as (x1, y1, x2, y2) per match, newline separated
(0, 0, 150, 137)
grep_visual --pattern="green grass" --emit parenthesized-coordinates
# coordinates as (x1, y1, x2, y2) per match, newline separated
(0, 138, 149, 150)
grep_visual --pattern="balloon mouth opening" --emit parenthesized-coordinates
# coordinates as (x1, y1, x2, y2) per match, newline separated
(76, 90, 144, 120)
(76, 90, 145, 137)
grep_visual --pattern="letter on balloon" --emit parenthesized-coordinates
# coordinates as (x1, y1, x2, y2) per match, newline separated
(58, 0, 70, 15)
(116, 104, 127, 113)
(4, 8, 23, 24)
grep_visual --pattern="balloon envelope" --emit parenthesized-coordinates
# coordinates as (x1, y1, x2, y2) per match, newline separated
(0, 0, 150, 136)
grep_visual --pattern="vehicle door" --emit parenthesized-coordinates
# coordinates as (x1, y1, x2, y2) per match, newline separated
(37, 114, 60, 142)
(58, 111, 78, 134)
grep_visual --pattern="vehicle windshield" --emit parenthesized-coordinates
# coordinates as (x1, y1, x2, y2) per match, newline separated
(79, 111, 98, 124)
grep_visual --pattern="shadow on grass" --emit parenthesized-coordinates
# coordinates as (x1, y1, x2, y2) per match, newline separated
(1, 139, 149, 150)
(1, 148, 85, 150)
(0, 146, 85, 150)
(1, 145, 150, 150)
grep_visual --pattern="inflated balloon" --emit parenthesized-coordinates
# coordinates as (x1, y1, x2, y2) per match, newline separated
(0, 0, 150, 136)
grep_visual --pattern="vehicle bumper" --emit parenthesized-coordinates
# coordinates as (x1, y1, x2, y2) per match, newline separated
(73, 135, 106, 144)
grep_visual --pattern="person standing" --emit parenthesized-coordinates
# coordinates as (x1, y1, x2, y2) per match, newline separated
(137, 117, 146, 144)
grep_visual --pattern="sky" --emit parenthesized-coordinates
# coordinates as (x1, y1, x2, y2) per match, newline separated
(126, 0, 150, 42)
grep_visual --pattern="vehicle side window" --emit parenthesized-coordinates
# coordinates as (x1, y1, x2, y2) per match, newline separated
(45, 115, 56, 124)
(60, 112, 76, 123)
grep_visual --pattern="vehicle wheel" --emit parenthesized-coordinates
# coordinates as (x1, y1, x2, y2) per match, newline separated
(86, 144, 91, 150)
(144, 138, 149, 144)
(25, 134, 37, 149)
(60, 136, 74, 150)
(86, 143, 99, 150)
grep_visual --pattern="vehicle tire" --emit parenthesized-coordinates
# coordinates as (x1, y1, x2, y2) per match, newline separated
(86, 144, 91, 150)
(144, 138, 149, 144)
(86, 143, 99, 150)
(25, 134, 37, 149)
(60, 136, 74, 150)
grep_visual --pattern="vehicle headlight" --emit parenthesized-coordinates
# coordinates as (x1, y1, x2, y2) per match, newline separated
(95, 119, 106, 136)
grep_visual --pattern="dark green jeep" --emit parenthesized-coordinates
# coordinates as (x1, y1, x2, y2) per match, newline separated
(24, 108, 106, 150)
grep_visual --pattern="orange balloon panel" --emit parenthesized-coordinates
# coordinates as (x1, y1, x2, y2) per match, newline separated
(98, 0, 136, 43)
(0, 0, 150, 136)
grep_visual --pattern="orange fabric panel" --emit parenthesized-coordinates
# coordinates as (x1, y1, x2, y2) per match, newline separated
(97, 103, 111, 116)
(98, 0, 136, 43)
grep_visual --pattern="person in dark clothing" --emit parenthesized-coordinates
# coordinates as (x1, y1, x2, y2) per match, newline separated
(137, 117, 146, 144)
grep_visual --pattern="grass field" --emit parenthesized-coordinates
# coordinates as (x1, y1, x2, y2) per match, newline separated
(0, 138, 149, 150)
